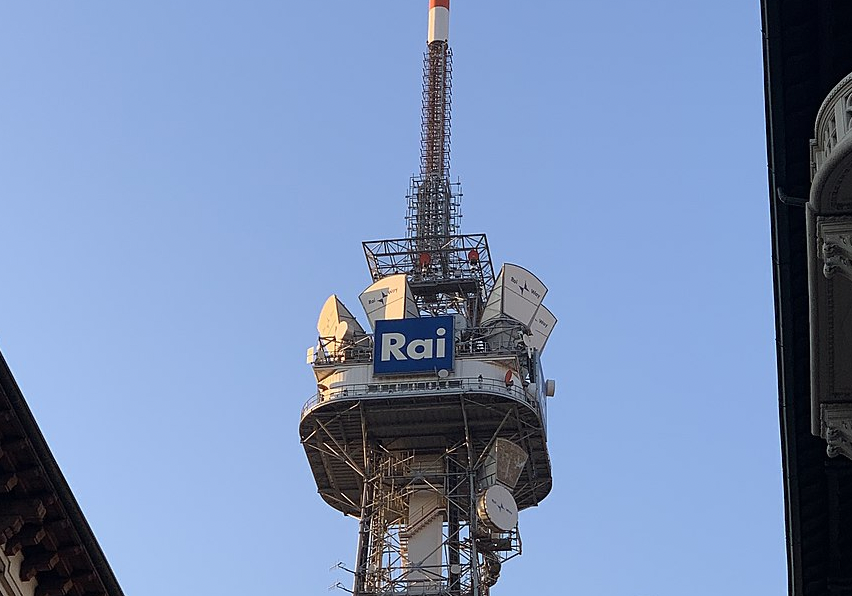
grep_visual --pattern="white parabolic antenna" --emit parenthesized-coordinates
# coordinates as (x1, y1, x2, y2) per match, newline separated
(317, 295, 365, 341)
(528, 304, 558, 353)
(359, 274, 419, 331)
(481, 263, 548, 328)
(477, 484, 519, 532)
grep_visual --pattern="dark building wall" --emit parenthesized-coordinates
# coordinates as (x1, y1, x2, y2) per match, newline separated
(763, 1, 852, 594)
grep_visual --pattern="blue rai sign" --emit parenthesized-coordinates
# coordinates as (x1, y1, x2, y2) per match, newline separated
(373, 316, 454, 375)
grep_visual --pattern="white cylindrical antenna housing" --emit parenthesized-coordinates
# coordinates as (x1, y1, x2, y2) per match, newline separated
(428, 0, 450, 43)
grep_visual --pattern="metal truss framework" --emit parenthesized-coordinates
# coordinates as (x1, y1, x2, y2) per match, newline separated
(408, 42, 457, 252)
(362, 234, 495, 321)
(300, 396, 546, 596)
(361, 40, 495, 325)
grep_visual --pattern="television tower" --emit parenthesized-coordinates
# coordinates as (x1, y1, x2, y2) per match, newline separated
(300, 2, 557, 594)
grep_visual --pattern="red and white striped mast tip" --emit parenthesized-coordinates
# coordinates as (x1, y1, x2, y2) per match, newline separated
(428, 0, 450, 43)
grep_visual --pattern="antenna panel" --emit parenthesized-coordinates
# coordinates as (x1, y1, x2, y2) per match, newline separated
(317, 295, 365, 341)
(527, 304, 557, 353)
(477, 438, 529, 491)
(359, 274, 419, 331)
(481, 264, 548, 328)
(480, 270, 504, 325)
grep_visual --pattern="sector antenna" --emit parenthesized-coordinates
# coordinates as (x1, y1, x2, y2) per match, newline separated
(299, 3, 558, 594)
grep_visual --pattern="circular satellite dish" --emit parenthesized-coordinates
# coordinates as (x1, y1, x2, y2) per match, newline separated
(477, 485, 518, 532)
(504, 370, 513, 385)
(419, 252, 432, 267)
(437, 369, 450, 379)
(468, 249, 480, 263)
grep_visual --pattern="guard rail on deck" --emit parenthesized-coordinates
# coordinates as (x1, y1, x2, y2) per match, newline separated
(811, 72, 852, 178)
(300, 376, 544, 422)
(313, 326, 529, 367)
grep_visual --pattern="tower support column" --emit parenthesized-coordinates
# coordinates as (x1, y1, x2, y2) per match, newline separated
(354, 473, 374, 596)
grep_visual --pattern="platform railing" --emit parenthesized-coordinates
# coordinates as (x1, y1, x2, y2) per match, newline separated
(312, 323, 530, 367)
(811, 72, 852, 179)
(300, 376, 542, 420)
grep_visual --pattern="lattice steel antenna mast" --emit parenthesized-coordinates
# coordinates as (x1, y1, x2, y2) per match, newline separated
(364, 0, 492, 323)
(408, 0, 460, 271)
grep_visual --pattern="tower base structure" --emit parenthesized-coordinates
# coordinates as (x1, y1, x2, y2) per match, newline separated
(300, 353, 552, 596)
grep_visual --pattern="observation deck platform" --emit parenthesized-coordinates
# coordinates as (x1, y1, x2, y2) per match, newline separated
(299, 361, 553, 517)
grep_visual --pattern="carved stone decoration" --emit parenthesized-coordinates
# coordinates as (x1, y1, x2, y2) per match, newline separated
(818, 217, 852, 282)
(822, 405, 852, 460)
(806, 212, 852, 437)
(0, 550, 36, 596)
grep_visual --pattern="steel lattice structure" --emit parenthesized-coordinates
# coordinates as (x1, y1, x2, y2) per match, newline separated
(408, 41, 458, 253)
(301, 3, 556, 596)
(362, 234, 495, 320)
(300, 389, 548, 596)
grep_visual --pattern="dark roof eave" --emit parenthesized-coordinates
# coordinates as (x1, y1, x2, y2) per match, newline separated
(761, 0, 806, 593)
(0, 350, 125, 596)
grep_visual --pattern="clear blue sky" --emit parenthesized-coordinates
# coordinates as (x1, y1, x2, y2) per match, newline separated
(0, 2, 782, 594)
